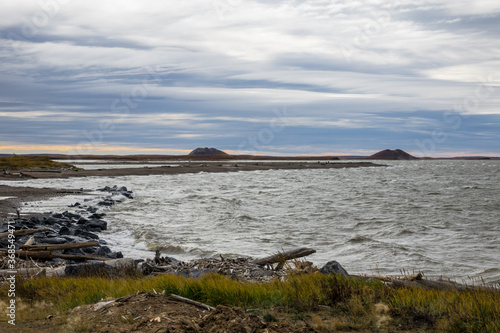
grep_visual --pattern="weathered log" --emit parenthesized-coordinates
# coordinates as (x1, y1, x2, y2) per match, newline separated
(0, 249, 111, 262)
(0, 258, 135, 278)
(0, 228, 49, 239)
(20, 241, 99, 251)
(170, 294, 215, 311)
(253, 247, 316, 266)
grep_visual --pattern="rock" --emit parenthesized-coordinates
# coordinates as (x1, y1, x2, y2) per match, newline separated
(107, 251, 123, 259)
(86, 206, 98, 213)
(29, 216, 45, 225)
(74, 229, 99, 240)
(320, 261, 349, 276)
(87, 219, 107, 231)
(77, 217, 88, 225)
(63, 211, 81, 220)
(98, 198, 115, 206)
(45, 217, 66, 225)
(94, 246, 111, 256)
(62, 235, 91, 243)
(59, 226, 71, 235)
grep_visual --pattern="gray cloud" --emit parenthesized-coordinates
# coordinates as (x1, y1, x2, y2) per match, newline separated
(0, 0, 498, 156)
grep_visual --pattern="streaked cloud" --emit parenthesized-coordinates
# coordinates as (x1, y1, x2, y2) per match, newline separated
(0, 0, 499, 156)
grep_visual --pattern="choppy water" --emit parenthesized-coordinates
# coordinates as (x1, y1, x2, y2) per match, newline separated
(2, 160, 499, 283)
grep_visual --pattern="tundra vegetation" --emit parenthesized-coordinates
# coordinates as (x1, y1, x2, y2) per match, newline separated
(0, 272, 498, 332)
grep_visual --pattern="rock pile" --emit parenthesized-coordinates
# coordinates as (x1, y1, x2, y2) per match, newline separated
(0, 185, 134, 262)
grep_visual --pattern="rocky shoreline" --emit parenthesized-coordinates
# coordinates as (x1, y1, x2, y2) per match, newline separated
(0, 184, 353, 282)
(0, 185, 134, 271)
(0, 181, 493, 291)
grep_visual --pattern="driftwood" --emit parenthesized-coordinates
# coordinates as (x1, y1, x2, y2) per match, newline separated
(253, 247, 316, 266)
(0, 228, 49, 239)
(170, 294, 215, 311)
(23, 236, 35, 247)
(0, 249, 111, 262)
(20, 241, 99, 251)
(0, 258, 135, 278)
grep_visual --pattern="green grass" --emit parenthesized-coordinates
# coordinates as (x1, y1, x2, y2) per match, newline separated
(0, 155, 76, 171)
(1, 273, 499, 331)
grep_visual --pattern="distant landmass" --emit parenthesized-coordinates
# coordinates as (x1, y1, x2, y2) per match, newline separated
(189, 147, 228, 156)
(2, 149, 498, 160)
(367, 149, 417, 160)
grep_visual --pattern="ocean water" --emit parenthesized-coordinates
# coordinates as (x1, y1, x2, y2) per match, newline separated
(2, 160, 499, 283)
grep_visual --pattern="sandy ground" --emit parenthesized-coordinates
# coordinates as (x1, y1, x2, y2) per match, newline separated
(0, 185, 87, 222)
(0, 161, 382, 180)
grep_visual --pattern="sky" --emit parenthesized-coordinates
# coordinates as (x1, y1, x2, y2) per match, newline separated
(0, 0, 499, 157)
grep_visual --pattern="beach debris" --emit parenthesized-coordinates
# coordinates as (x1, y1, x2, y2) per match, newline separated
(143, 256, 278, 282)
(146, 248, 319, 282)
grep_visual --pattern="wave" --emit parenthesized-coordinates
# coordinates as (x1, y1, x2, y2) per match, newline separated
(349, 235, 373, 243)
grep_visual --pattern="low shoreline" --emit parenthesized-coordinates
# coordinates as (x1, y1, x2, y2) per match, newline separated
(0, 185, 87, 221)
(0, 161, 384, 180)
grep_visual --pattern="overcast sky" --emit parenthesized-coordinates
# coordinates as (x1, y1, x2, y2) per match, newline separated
(1, 0, 499, 156)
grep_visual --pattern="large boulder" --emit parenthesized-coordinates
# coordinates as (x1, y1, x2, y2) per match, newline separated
(320, 261, 349, 276)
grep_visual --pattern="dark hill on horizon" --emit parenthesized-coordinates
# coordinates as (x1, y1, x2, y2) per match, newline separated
(189, 147, 228, 156)
(367, 149, 417, 160)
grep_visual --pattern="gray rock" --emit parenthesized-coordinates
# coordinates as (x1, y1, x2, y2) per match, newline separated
(94, 246, 111, 256)
(87, 219, 107, 230)
(77, 217, 88, 225)
(74, 229, 99, 240)
(320, 261, 349, 276)
(59, 226, 71, 235)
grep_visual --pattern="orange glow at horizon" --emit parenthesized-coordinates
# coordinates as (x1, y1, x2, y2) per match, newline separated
(0, 144, 192, 155)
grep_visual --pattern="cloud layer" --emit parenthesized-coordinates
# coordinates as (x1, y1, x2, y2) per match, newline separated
(0, 0, 499, 156)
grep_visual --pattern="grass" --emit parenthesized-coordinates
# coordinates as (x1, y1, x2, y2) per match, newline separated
(0, 155, 76, 172)
(1, 272, 499, 332)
